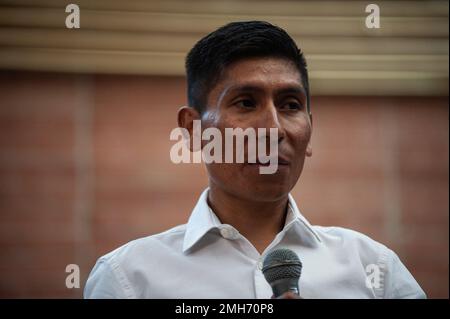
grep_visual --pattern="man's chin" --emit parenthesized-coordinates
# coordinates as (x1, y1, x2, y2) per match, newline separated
(238, 183, 292, 203)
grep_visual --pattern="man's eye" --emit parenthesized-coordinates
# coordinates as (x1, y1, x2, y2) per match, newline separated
(235, 99, 256, 109)
(280, 100, 303, 110)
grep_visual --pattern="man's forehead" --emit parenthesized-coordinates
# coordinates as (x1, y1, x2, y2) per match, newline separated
(221, 57, 302, 87)
(226, 57, 300, 76)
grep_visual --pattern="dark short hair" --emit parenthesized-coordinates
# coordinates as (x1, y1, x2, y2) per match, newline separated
(185, 21, 310, 114)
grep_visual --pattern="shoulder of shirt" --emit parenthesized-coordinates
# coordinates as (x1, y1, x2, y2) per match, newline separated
(85, 224, 188, 298)
(97, 224, 188, 264)
(312, 225, 393, 260)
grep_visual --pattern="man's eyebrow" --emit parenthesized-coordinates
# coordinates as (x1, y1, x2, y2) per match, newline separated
(276, 86, 307, 97)
(225, 84, 306, 97)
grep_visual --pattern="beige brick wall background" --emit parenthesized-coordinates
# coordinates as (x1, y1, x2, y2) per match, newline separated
(0, 71, 448, 298)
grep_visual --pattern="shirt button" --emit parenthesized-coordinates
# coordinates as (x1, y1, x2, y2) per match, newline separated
(258, 261, 263, 270)
(220, 228, 232, 239)
(220, 226, 239, 239)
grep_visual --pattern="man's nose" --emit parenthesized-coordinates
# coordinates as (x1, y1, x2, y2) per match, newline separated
(256, 102, 285, 142)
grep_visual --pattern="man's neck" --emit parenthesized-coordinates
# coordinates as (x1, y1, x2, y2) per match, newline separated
(207, 184, 289, 254)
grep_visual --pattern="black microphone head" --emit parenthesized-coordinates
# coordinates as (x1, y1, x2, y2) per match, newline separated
(262, 248, 302, 297)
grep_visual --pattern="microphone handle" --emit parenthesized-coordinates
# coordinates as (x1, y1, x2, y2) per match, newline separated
(270, 277, 300, 298)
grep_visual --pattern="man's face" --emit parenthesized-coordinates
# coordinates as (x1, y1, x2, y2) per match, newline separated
(200, 56, 312, 202)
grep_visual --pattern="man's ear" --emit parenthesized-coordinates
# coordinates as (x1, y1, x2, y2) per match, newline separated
(177, 106, 201, 152)
(306, 113, 313, 157)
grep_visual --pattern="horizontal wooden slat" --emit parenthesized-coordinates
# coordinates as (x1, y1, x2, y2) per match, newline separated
(309, 55, 449, 73)
(0, 8, 448, 37)
(0, 0, 448, 17)
(0, 28, 448, 55)
(0, 48, 185, 75)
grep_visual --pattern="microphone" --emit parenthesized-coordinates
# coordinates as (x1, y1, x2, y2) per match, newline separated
(262, 248, 302, 298)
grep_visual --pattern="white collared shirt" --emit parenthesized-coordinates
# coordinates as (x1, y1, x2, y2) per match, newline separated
(84, 189, 426, 299)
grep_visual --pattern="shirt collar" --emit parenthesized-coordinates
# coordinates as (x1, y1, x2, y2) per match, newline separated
(182, 188, 321, 253)
(285, 193, 322, 244)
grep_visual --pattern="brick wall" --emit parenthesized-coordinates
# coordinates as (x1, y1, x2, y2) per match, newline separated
(0, 71, 448, 298)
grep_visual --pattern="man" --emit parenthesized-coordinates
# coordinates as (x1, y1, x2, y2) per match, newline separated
(84, 21, 425, 298)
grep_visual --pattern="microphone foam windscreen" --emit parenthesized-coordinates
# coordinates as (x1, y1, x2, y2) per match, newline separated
(262, 248, 302, 284)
